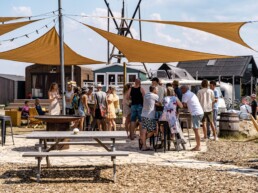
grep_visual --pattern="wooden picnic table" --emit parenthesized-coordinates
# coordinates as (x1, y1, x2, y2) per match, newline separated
(23, 131, 129, 182)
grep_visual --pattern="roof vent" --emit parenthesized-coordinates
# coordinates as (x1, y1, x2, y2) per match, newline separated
(207, 59, 216, 66)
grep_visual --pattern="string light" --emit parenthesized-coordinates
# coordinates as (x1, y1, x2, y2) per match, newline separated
(0, 17, 57, 45)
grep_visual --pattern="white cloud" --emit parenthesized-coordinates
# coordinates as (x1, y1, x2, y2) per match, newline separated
(12, 6, 32, 16)
(150, 13, 181, 45)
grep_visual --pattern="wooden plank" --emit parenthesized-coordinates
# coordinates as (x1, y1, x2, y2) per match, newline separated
(250, 114, 258, 132)
(22, 151, 129, 157)
(35, 140, 126, 146)
(26, 131, 128, 139)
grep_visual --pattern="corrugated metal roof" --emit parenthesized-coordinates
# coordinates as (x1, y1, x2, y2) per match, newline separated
(0, 74, 25, 81)
(177, 56, 258, 77)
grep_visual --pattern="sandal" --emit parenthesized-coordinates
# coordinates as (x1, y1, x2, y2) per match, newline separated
(190, 147, 201, 151)
(138, 139, 143, 150)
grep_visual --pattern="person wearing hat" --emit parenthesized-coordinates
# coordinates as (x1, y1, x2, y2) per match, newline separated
(251, 94, 257, 120)
(93, 83, 107, 131)
(172, 80, 182, 101)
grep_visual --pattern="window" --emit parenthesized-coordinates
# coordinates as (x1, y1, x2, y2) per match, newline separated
(118, 74, 124, 84)
(97, 74, 105, 85)
(128, 74, 137, 82)
(207, 60, 216, 66)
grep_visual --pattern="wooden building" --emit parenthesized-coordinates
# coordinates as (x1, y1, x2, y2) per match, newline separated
(92, 63, 147, 91)
(25, 64, 93, 99)
(177, 55, 258, 99)
(0, 74, 25, 105)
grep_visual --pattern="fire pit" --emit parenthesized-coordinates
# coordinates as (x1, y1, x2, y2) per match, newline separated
(35, 115, 82, 149)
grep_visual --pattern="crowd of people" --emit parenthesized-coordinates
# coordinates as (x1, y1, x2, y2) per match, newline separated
(21, 78, 258, 152)
(125, 78, 220, 151)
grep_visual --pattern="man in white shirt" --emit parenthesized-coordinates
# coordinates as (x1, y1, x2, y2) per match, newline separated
(181, 85, 204, 151)
(197, 80, 217, 141)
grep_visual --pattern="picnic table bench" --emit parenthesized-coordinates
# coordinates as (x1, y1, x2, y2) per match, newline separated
(23, 131, 129, 182)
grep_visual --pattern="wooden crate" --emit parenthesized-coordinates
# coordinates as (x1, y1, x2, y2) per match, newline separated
(5, 110, 21, 126)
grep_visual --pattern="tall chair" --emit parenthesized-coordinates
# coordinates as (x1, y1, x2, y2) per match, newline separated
(0, 115, 15, 146)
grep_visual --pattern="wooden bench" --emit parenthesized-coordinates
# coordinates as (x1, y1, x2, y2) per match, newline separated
(22, 151, 129, 182)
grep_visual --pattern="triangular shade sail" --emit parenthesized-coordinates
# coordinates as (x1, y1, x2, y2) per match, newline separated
(84, 24, 232, 63)
(0, 17, 23, 23)
(0, 20, 38, 36)
(0, 27, 104, 65)
(139, 20, 251, 50)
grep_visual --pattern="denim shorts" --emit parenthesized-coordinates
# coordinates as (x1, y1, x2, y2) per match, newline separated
(192, 114, 204, 129)
(130, 104, 143, 122)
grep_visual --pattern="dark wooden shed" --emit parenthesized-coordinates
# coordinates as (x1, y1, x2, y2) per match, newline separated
(25, 64, 93, 99)
(0, 74, 25, 105)
(177, 55, 258, 99)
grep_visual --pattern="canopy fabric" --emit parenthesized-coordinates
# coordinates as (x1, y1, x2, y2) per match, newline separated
(0, 17, 23, 23)
(0, 20, 38, 36)
(84, 24, 232, 63)
(0, 27, 104, 65)
(139, 20, 251, 50)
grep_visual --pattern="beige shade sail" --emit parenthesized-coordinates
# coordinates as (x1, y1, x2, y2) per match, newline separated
(84, 24, 232, 63)
(0, 20, 38, 36)
(139, 20, 251, 50)
(0, 27, 104, 65)
(0, 17, 23, 23)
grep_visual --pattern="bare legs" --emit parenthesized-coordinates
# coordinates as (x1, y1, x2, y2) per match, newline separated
(202, 121, 217, 140)
(107, 118, 116, 131)
(192, 128, 201, 151)
(125, 114, 131, 137)
(140, 129, 154, 150)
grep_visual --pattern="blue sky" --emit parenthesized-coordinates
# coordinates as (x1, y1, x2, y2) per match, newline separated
(1, 0, 258, 75)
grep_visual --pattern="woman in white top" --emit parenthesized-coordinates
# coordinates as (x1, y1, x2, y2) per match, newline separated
(48, 82, 61, 115)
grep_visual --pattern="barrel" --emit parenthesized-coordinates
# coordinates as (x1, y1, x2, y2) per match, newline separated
(219, 112, 240, 137)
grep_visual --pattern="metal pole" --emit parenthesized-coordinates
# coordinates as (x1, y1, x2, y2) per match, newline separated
(107, 3, 110, 64)
(232, 75, 235, 108)
(123, 62, 127, 87)
(251, 76, 253, 94)
(71, 65, 74, 81)
(58, 0, 66, 115)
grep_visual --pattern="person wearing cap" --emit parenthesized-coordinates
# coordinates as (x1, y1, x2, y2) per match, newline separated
(172, 80, 182, 101)
(251, 94, 257, 120)
(78, 87, 90, 131)
(93, 83, 107, 131)
(151, 77, 167, 119)
(127, 78, 145, 140)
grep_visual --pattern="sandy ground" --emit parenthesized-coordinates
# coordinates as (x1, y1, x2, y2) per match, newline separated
(1, 109, 258, 192)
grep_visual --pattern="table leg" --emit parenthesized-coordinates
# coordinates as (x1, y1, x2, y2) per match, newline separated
(111, 138, 116, 183)
(37, 139, 43, 182)
(3, 120, 6, 145)
(43, 139, 51, 167)
(94, 138, 111, 152)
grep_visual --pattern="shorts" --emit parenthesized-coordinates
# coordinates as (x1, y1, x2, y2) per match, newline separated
(202, 112, 213, 123)
(192, 114, 204, 129)
(155, 111, 163, 119)
(130, 104, 143, 122)
(142, 117, 156, 132)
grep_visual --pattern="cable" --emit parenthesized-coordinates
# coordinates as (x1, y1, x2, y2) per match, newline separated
(1, 10, 59, 24)
(0, 16, 58, 45)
